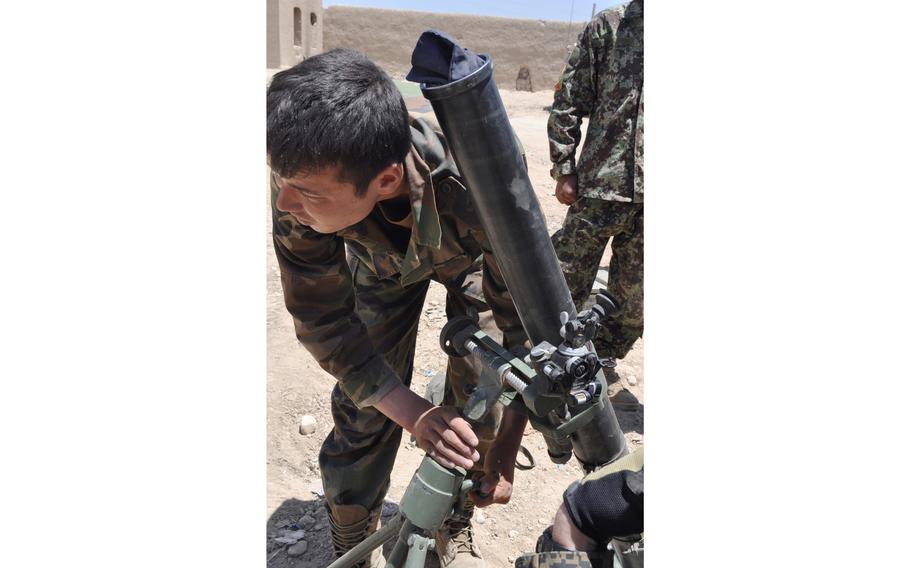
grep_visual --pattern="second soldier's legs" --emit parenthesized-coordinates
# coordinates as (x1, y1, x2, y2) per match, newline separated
(600, 206, 643, 359)
(551, 197, 611, 311)
(551, 198, 644, 360)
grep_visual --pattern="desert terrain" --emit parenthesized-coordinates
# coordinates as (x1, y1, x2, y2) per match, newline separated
(324, 6, 586, 95)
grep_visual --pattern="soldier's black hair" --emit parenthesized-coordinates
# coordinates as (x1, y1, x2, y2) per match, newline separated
(267, 48, 411, 197)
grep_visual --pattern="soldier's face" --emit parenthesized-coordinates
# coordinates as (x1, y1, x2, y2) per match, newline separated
(274, 163, 403, 234)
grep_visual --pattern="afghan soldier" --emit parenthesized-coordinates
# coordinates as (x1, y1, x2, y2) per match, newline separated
(267, 48, 529, 568)
(549, 0, 644, 376)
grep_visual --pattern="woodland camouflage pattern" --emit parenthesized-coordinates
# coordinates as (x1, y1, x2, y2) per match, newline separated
(271, 116, 526, 513)
(548, 0, 643, 202)
(549, 1, 644, 359)
(551, 200, 643, 359)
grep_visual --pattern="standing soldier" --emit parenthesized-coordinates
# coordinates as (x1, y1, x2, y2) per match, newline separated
(549, 0, 644, 380)
(267, 48, 528, 568)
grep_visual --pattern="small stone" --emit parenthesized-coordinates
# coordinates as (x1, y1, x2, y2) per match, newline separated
(275, 518, 295, 529)
(298, 514, 316, 528)
(310, 484, 324, 498)
(475, 511, 487, 525)
(274, 529, 306, 544)
(627, 374, 638, 386)
(508, 555, 516, 564)
(299, 414, 317, 436)
(508, 530, 519, 539)
(538, 518, 549, 526)
(537, 443, 545, 450)
(287, 540, 309, 556)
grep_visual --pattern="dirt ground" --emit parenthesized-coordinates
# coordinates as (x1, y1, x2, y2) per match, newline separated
(266, 87, 644, 568)
(324, 5, 586, 98)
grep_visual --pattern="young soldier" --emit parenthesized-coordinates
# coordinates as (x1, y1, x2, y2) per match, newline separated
(267, 48, 528, 568)
(548, 0, 644, 379)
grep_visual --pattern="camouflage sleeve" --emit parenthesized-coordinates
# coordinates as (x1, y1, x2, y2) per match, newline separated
(547, 22, 601, 180)
(271, 178, 401, 409)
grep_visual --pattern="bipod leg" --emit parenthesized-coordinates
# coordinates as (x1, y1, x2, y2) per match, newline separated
(385, 518, 416, 568)
(385, 519, 435, 568)
(386, 519, 437, 568)
(403, 532, 435, 568)
(326, 512, 404, 568)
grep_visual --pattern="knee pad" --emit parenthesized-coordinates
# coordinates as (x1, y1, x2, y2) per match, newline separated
(562, 466, 643, 544)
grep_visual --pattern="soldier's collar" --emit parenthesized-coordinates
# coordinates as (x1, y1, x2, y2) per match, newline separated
(402, 147, 442, 249)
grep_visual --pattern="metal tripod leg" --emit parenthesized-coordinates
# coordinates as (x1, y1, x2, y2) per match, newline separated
(326, 513, 404, 568)
(402, 532, 435, 568)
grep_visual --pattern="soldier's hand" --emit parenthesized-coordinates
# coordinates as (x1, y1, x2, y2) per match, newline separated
(555, 174, 579, 205)
(413, 405, 481, 469)
(471, 443, 517, 507)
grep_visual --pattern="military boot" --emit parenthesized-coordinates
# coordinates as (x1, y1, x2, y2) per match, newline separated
(600, 356, 621, 385)
(434, 497, 485, 567)
(599, 357, 640, 410)
(327, 503, 386, 568)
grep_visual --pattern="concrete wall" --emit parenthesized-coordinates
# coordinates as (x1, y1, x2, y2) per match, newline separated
(324, 6, 586, 91)
(267, 0, 324, 68)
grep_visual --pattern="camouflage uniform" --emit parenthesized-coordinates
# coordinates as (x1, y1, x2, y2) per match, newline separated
(271, 116, 526, 536)
(549, 0, 644, 359)
(514, 551, 593, 568)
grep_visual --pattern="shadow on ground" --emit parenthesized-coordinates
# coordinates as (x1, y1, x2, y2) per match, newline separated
(613, 393, 644, 436)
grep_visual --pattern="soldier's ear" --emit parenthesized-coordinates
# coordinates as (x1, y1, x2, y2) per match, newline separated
(374, 162, 405, 198)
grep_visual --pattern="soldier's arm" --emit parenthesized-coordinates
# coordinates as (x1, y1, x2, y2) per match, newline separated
(547, 21, 604, 180)
(478, 243, 528, 352)
(471, 245, 530, 505)
(475, 242, 532, 492)
(271, 181, 400, 409)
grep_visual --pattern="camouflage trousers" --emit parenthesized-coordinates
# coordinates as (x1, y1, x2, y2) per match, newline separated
(319, 255, 501, 516)
(551, 198, 643, 360)
(514, 551, 593, 568)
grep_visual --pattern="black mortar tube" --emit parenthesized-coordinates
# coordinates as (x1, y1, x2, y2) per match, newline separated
(420, 56, 627, 468)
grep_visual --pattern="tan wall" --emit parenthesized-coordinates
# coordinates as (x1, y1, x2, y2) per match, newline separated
(324, 6, 586, 91)
(267, 0, 281, 68)
(267, 0, 324, 68)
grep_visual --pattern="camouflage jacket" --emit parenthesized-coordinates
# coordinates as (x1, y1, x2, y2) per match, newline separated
(271, 117, 526, 408)
(548, 0, 643, 203)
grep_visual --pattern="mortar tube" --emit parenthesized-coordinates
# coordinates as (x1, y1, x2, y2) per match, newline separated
(419, 56, 627, 467)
